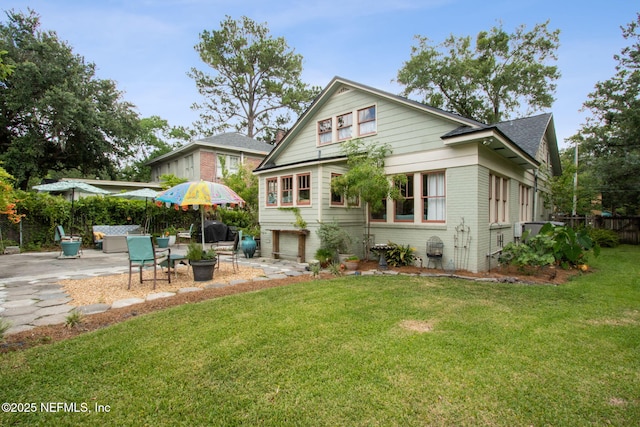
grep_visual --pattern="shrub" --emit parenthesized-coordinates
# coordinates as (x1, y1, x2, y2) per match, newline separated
(385, 242, 416, 267)
(499, 224, 599, 269)
(316, 221, 352, 257)
(588, 228, 620, 247)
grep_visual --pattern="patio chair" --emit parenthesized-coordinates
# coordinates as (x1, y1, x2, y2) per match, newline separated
(216, 230, 241, 273)
(177, 224, 194, 245)
(126, 235, 171, 290)
(54, 225, 83, 257)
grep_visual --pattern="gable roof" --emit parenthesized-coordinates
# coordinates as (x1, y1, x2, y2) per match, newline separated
(256, 77, 560, 174)
(148, 132, 273, 165)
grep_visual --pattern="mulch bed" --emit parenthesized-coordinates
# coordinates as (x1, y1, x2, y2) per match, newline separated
(1, 262, 582, 353)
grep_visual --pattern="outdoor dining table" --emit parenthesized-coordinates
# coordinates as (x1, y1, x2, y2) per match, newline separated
(369, 244, 392, 270)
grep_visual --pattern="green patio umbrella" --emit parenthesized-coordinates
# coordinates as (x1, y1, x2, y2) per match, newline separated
(111, 188, 159, 233)
(33, 181, 110, 231)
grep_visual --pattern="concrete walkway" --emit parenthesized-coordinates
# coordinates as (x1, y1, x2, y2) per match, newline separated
(0, 249, 311, 335)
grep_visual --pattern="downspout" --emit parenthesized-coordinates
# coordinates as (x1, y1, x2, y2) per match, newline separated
(532, 170, 538, 221)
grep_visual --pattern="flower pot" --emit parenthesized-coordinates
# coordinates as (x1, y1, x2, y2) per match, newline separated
(190, 259, 216, 282)
(168, 235, 176, 246)
(241, 235, 257, 258)
(344, 260, 359, 271)
(61, 240, 81, 257)
(156, 237, 169, 248)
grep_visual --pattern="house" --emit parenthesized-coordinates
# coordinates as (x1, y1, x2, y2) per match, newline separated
(147, 132, 274, 183)
(254, 77, 561, 272)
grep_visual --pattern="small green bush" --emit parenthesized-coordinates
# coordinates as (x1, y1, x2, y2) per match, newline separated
(65, 310, 83, 328)
(385, 242, 416, 267)
(588, 228, 620, 247)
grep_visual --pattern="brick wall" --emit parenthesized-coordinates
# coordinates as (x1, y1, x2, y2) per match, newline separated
(200, 151, 216, 181)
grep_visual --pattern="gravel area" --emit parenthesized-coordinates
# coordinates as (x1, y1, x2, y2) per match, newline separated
(59, 263, 266, 306)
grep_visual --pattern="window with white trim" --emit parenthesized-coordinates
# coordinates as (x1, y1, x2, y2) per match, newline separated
(489, 173, 509, 223)
(519, 184, 531, 221)
(422, 171, 446, 222)
(394, 174, 414, 221)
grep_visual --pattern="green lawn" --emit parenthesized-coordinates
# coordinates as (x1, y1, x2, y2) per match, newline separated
(1, 246, 639, 426)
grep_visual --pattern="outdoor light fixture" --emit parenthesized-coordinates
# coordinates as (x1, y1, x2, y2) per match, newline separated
(482, 139, 491, 146)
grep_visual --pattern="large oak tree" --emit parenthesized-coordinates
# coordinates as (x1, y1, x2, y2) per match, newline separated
(0, 10, 142, 189)
(189, 16, 319, 141)
(397, 21, 560, 124)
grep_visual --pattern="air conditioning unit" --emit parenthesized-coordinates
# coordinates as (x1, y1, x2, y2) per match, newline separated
(514, 222, 524, 238)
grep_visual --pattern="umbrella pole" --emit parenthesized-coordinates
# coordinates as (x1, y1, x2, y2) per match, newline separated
(201, 208, 206, 247)
(70, 188, 75, 233)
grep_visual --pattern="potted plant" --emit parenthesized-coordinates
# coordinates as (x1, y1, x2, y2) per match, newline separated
(316, 221, 353, 261)
(343, 255, 360, 271)
(314, 248, 333, 268)
(164, 227, 178, 246)
(155, 233, 170, 248)
(186, 242, 217, 281)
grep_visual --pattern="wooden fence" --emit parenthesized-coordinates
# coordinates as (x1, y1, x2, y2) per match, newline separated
(555, 215, 640, 245)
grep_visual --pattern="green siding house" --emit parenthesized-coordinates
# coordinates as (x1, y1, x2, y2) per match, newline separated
(255, 77, 561, 272)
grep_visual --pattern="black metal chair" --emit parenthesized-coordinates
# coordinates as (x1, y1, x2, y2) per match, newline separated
(426, 236, 444, 269)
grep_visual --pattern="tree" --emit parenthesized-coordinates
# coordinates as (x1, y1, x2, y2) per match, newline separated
(331, 139, 404, 257)
(117, 116, 185, 182)
(0, 9, 142, 189)
(189, 16, 320, 141)
(546, 146, 598, 216)
(0, 164, 23, 224)
(397, 21, 560, 124)
(574, 14, 640, 214)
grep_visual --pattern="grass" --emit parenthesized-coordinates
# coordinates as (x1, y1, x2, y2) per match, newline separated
(1, 246, 639, 426)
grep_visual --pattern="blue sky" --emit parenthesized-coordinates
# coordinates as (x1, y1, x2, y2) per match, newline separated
(2, 0, 638, 149)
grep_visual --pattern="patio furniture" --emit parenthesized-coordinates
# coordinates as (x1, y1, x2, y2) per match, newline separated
(93, 225, 142, 253)
(54, 225, 82, 258)
(216, 230, 241, 273)
(177, 224, 194, 245)
(126, 235, 171, 290)
(426, 236, 444, 269)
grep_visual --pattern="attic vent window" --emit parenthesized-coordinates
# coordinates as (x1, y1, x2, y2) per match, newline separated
(337, 86, 351, 95)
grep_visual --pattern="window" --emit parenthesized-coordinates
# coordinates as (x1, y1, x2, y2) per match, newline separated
(519, 184, 531, 221)
(489, 174, 509, 223)
(358, 106, 376, 135)
(184, 155, 194, 179)
(216, 155, 240, 178)
(370, 199, 387, 221)
(331, 173, 344, 206)
(422, 172, 445, 221)
(395, 174, 414, 221)
(318, 118, 332, 144)
(266, 178, 278, 206)
(337, 112, 353, 140)
(281, 176, 293, 205)
(297, 173, 311, 205)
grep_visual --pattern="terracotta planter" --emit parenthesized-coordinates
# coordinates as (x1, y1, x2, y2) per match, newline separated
(344, 260, 359, 271)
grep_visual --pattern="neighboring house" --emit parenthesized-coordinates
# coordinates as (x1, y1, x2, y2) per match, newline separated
(147, 132, 274, 183)
(254, 77, 561, 272)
